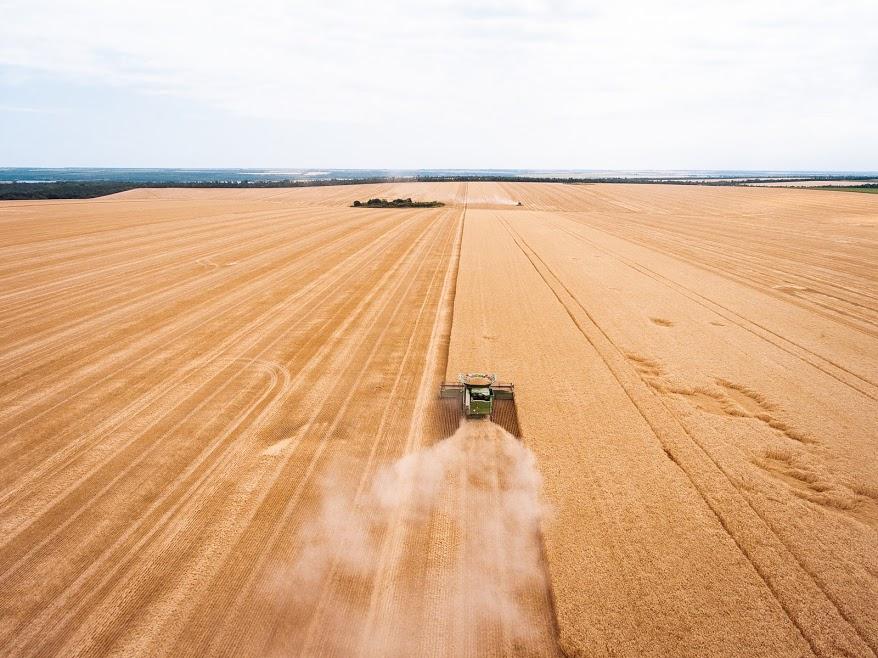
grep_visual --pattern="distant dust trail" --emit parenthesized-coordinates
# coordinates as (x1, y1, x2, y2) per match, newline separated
(277, 421, 555, 657)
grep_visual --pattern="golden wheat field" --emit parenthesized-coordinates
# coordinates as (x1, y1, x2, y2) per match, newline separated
(1, 182, 876, 657)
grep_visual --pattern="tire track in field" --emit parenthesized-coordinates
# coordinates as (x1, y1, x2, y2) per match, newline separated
(0, 207, 330, 332)
(298, 200, 464, 656)
(183, 212, 455, 657)
(0, 205, 398, 417)
(0, 207, 388, 379)
(358, 192, 469, 649)
(0, 201, 304, 267)
(0, 222, 405, 513)
(31, 209, 453, 655)
(573, 212, 878, 336)
(0, 204, 352, 307)
(5, 208, 460, 652)
(0, 212, 428, 542)
(0, 206, 300, 297)
(549, 217, 878, 399)
(0, 205, 350, 361)
(0, 199, 266, 249)
(0, 208, 410, 448)
(0, 223, 405, 505)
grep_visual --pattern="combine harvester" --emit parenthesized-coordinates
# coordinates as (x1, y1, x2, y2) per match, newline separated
(439, 373, 519, 434)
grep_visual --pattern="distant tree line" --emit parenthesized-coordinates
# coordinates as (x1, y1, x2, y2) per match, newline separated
(0, 182, 146, 200)
(3, 176, 876, 201)
(812, 184, 878, 194)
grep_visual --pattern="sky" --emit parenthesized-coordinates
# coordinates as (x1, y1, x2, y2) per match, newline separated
(1, 0, 876, 170)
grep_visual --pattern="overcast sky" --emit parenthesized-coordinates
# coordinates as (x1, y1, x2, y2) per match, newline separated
(1, 0, 876, 169)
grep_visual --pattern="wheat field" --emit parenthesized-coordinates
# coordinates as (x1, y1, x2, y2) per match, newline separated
(1, 183, 875, 657)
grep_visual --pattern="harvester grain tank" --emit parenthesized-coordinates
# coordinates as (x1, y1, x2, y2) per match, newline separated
(439, 373, 514, 418)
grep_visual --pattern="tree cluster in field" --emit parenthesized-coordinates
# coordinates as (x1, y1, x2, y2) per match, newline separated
(351, 198, 444, 208)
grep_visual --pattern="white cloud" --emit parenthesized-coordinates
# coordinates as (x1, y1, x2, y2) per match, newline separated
(1, 0, 876, 168)
(0, 103, 63, 113)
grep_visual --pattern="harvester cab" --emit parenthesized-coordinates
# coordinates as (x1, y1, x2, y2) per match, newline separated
(439, 373, 514, 419)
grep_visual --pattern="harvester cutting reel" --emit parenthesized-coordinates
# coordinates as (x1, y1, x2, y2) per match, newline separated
(439, 372, 514, 418)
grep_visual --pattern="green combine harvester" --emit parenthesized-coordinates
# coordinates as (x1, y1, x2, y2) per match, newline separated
(439, 373, 515, 418)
